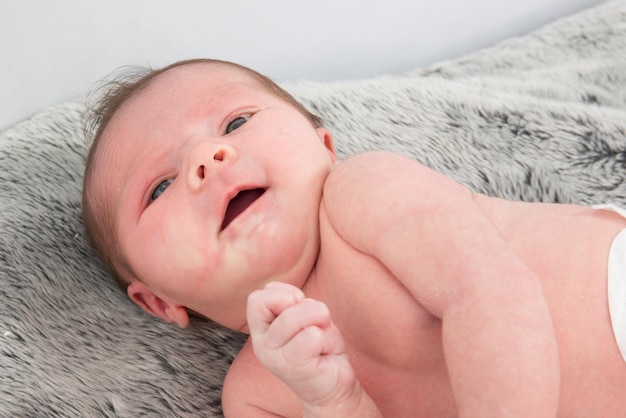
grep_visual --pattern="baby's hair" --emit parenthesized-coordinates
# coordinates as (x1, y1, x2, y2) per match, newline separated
(82, 58, 324, 290)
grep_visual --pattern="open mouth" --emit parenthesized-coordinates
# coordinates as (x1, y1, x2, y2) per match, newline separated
(221, 188, 266, 231)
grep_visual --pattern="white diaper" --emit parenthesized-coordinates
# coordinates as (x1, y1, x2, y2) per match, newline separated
(593, 204, 626, 362)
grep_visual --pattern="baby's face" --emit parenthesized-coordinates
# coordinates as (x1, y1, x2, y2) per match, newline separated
(94, 63, 336, 330)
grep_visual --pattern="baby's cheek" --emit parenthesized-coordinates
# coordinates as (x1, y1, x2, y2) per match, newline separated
(173, 243, 205, 273)
(162, 218, 207, 277)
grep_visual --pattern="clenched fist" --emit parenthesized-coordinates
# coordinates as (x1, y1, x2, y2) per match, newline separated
(246, 282, 359, 410)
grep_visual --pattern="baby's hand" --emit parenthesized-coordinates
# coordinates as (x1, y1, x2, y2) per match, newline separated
(247, 282, 359, 411)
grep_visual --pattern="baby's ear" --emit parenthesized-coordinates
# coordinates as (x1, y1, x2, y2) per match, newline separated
(127, 281, 190, 328)
(316, 127, 337, 162)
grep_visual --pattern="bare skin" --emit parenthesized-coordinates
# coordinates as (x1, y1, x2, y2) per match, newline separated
(224, 152, 626, 417)
(85, 62, 626, 417)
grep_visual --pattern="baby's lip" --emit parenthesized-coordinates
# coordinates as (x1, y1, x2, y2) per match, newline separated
(220, 188, 266, 231)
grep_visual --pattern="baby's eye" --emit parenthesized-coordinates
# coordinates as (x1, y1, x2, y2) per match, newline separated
(151, 179, 173, 201)
(225, 115, 250, 134)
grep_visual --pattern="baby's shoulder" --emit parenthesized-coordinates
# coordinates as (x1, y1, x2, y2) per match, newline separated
(326, 151, 415, 184)
(323, 151, 418, 215)
(325, 151, 455, 200)
(322, 151, 465, 245)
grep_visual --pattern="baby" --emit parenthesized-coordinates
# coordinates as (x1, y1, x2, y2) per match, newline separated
(82, 59, 626, 417)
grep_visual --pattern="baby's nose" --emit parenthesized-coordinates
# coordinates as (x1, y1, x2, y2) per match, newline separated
(187, 142, 237, 191)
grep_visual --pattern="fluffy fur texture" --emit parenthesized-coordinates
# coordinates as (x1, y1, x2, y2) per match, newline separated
(0, 1, 624, 415)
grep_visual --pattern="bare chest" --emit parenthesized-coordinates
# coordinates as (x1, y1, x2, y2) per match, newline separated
(305, 221, 456, 416)
(307, 201, 626, 416)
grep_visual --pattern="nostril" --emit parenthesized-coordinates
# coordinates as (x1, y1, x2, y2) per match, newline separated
(214, 149, 225, 162)
(197, 165, 205, 180)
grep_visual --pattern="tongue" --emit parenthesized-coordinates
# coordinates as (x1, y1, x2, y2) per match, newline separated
(221, 188, 265, 230)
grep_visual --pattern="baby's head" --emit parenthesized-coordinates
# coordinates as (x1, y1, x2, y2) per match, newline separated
(82, 59, 336, 330)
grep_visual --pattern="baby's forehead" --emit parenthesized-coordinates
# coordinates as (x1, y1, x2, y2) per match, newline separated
(105, 63, 264, 137)
(145, 62, 264, 97)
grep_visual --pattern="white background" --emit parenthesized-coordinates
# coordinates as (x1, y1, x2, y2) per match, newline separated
(1, 0, 605, 132)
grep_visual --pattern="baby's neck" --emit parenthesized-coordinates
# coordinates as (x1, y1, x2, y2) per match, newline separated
(300, 265, 323, 300)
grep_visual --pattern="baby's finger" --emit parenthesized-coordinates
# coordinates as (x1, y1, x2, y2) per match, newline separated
(282, 325, 337, 366)
(246, 282, 305, 335)
(263, 281, 305, 294)
(263, 299, 333, 350)
(325, 322, 347, 355)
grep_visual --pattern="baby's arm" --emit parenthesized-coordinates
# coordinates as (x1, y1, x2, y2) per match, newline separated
(246, 282, 382, 418)
(323, 152, 560, 417)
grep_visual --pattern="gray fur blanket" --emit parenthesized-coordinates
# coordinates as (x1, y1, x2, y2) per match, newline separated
(1, 1, 625, 416)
